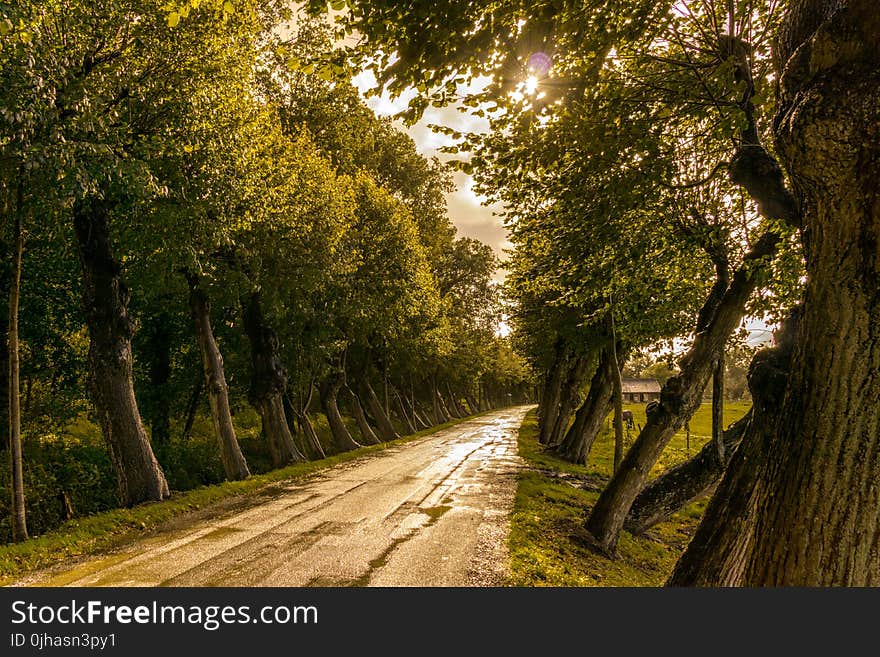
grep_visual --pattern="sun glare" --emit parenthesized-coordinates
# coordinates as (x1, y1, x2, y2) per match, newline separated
(524, 75, 539, 95)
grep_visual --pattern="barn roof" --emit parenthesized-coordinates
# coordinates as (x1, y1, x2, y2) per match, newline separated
(621, 378, 662, 394)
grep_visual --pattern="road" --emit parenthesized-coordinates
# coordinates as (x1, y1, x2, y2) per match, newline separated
(26, 406, 530, 587)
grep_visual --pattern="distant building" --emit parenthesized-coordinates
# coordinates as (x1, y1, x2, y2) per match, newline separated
(621, 378, 661, 403)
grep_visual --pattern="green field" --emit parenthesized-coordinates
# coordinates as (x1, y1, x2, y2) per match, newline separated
(508, 401, 751, 586)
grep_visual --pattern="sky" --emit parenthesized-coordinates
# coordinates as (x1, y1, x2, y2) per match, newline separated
(350, 71, 511, 282)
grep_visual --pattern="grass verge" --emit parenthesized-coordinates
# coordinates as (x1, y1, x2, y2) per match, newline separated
(0, 413, 483, 585)
(508, 403, 750, 586)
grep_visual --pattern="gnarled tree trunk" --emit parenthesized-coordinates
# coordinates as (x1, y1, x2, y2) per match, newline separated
(586, 230, 779, 553)
(73, 198, 169, 506)
(186, 274, 249, 481)
(625, 409, 751, 536)
(242, 291, 303, 467)
(392, 388, 417, 434)
(672, 1, 880, 585)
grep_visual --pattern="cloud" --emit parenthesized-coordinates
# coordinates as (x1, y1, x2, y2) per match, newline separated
(353, 76, 509, 280)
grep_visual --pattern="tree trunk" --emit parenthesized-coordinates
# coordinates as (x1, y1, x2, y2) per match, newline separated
(609, 315, 625, 474)
(672, 2, 880, 585)
(446, 381, 466, 417)
(364, 380, 401, 441)
(343, 384, 381, 445)
(625, 410, 751, 535)
(242, 291, 303, 467)
(547, 355, 589, 446)
(537, 344, 567, 444)
(8, 190, 27, 540)
(180, 373, 202, 441)
(187, 275, 249, 481)
(73, 198, 169, 506)
(668, 316, 796, 585)
(392, 388, 417, 434)
(431, 376, 449, 424)
(585, 230, 779, 554)
(712, 353, 725, 463)
(554, 349, 615, 464)
(319, 376, 361, 453)
(296, 411, 326, 460)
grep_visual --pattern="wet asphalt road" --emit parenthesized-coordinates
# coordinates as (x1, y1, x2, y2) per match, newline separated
(28, 406, 530, 587)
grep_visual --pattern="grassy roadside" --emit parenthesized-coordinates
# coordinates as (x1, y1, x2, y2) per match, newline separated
(508, 402, 751, 586)
(0, 413, 484, 585)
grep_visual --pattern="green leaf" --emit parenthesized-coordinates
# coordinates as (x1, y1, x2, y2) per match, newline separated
(0, 18, 12, 36)
(330, 0, 346, 10)
(222, 1, 234, 13)
(167, 11, 180, 27)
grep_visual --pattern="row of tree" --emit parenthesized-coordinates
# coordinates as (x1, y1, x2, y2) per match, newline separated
(1, 2, 531, 542)
(330, 0, 880, 584)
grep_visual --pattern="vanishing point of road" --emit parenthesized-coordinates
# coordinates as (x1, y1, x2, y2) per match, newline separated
(25, 406, 531, 587)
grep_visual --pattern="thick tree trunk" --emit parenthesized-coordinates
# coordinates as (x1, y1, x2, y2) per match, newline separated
(364, 380, 401, 441)
(465, 394, 480, 415)
(187, 275, 249, 481)
(554, 349, 615, 464)
(625, 410, 751, 535)
(73, 198, 169, 506)
(547, 355, 589, 446)
(672, 2, 880, 585)
(585, 230, 779, 553)
(75, 253, 166, 501)
(669, 317, 797, 585)
(8, 195, 27, 540)
(446, 381, 466, 417)
(343, 384, 381, 445)
(242, 291, 303, 467)
(319, 377, 361, 453)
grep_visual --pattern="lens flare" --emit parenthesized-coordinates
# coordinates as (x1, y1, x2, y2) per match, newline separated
(527, 51, 552, 77)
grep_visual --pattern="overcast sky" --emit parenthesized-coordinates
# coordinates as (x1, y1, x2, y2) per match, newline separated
(352, 71, 510, 282)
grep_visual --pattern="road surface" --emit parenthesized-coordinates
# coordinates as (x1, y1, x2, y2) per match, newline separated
(25, 406, 530, 587)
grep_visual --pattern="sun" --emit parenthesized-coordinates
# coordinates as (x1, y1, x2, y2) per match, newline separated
(524, 75, 539, 95)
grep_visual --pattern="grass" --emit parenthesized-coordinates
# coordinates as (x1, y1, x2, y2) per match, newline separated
(0, 412, 482, 586)
(508, 401, 751, 586)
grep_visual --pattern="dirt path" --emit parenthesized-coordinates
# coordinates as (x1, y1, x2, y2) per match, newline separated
(25, 406, 530, 587)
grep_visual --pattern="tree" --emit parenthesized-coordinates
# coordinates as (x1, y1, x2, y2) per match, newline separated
(670, 0, 880, 585)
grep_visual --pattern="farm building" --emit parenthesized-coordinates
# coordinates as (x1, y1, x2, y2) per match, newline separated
(622, 378, 661, 403)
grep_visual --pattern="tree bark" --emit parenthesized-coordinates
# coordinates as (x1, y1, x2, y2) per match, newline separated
(319, 376, 361, 453)
(242, 291, 303, 467)
(586, 229, 779, 553)
(669, 315, 797, 585)
(296, 411, 326, 460)
(8, 185, 27, 540)
(625, 410, 751, 535)
(343, 384, 381, 445)
(364, 380, 401, 441)
(712, 353, 725, 463)
(548, 355, 590, 446)
(537, 343, 567, 444)
(73, 198, 169, 506)
(554, 349, 614, 464)
(186, 274, 249, 481)
(672, 1, 880, 585)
